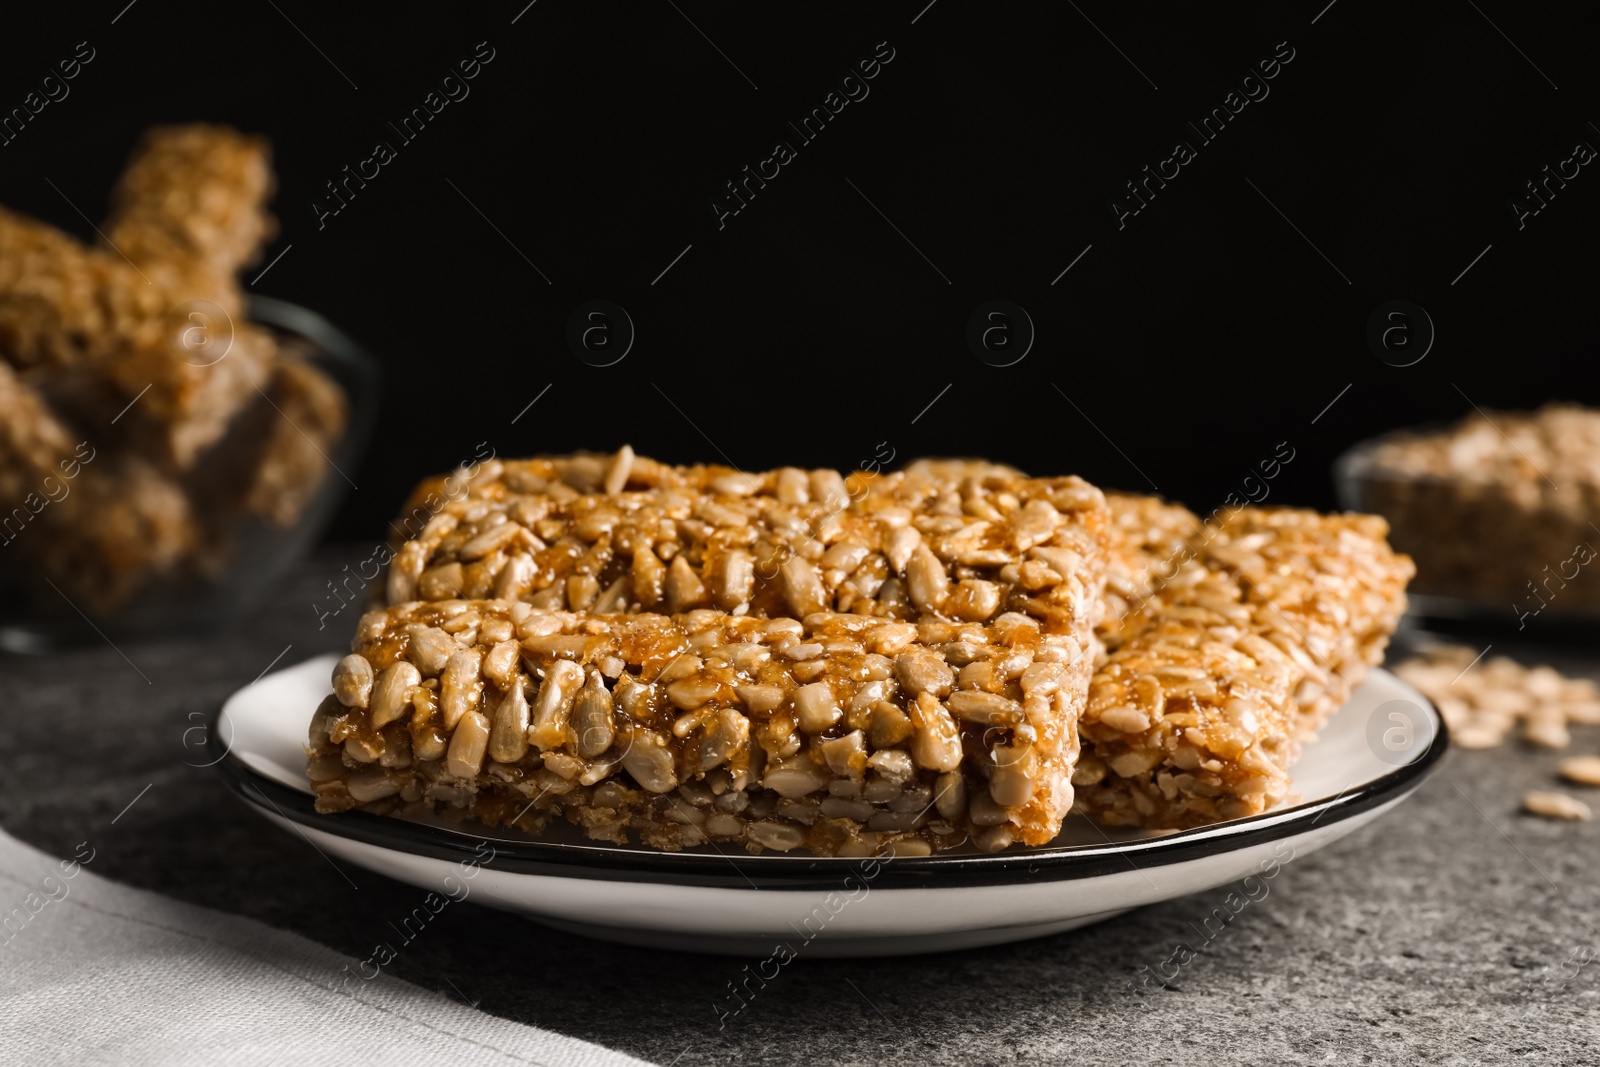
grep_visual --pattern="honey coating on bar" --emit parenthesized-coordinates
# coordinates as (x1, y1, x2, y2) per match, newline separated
(309, 600, 1089, 855)
(1074, 507, 1413, 828)
(387, 448, 1109, 641)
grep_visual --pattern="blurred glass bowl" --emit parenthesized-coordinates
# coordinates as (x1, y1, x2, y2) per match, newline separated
(0, 297, 379, 651)
(1336, 428, 1600, 629)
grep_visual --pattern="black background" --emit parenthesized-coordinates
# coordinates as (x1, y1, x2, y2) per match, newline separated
(2, 1, 1594, 542)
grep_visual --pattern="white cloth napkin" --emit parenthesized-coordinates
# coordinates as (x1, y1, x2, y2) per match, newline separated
(0, 826, 654, 1067)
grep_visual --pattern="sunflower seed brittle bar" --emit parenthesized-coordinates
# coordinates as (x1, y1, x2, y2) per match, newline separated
(1075, 506, 1412, 828)
(1193, 508, 1413, 732)
(1099, 492, 1203, 651)
(386, 448, 1110, 642)
(842, 461, 1202, 650)
(309, 600, 1090, 854)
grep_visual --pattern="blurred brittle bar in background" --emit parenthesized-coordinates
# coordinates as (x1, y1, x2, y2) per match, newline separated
(103, 124, 276, 314)
(309, 601, 1090, 854)
(0, 204, 273, 469)
(386, 447, 1110, 642)
(98, 122, 351, 526)
(0, 124, 351, 618)
(1074, 507, 1413, 828)
(1345, 404, 1600, 611)
(0, 359, 195, 614)
(235, 352, 350, 527)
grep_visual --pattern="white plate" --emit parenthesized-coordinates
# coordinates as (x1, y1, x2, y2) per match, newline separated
(211, 655, 1446, 957)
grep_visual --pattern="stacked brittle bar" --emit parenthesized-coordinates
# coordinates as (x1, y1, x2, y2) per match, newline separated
(309, 447, 1414, 853)
(1075, 503, 1414, 827)
(385, 457, 1107, 633)
(308, 602, 1087, 856)
(0, 125, 349, 617)
(312, 453, 1110, 853)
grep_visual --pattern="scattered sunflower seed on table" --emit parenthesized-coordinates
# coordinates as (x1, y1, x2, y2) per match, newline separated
(1521, 791, 1593, 821)
(1558, 755, 1600, 786)
(1393, 643, 1600, 750)
(1397, 643, 1600, 822)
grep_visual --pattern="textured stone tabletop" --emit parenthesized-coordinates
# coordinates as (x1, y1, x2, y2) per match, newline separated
(3, 547, 1597, 1066)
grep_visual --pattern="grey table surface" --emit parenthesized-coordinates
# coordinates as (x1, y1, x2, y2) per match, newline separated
(3, 546, 1598, 1066)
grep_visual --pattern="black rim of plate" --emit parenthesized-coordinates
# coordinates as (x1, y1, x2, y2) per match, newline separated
(210, 672, 1450, 892)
